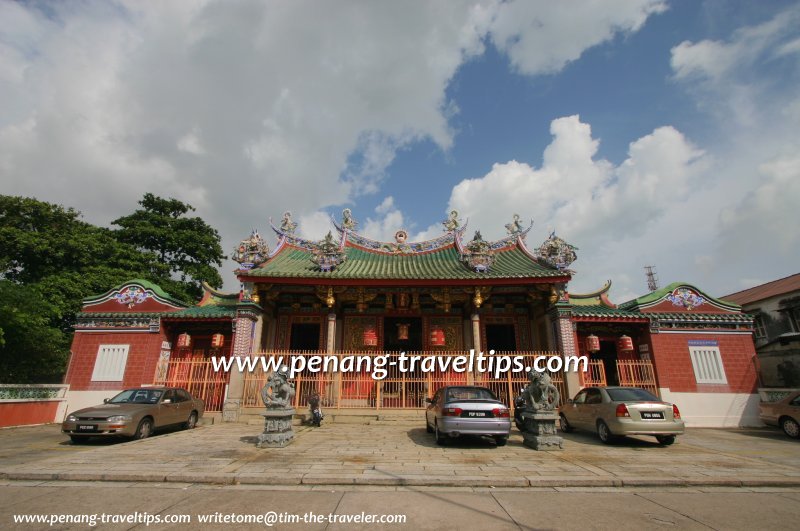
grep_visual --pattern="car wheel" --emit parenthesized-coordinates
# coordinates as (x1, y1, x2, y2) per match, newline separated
(781, 417, 800, 439)
(133, 418, 153, 440)
(597, 420, 614, 444)
(69, 435, 87, 444)
(494, 436, 508, 447)
(184, 412, 198, 430)
(560, 413, 573, 433)
(656, 435, 676, 446)
(435, 421, 447, 446)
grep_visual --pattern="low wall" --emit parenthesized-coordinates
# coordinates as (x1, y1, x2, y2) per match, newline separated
(658, 388, 762, 427)
(0, 385, 69, 427)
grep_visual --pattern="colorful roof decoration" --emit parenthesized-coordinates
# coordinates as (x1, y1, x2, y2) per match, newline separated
(619, 282, 741, 313)
(81, 279, 187, 311)
(237, 210, 571, 283)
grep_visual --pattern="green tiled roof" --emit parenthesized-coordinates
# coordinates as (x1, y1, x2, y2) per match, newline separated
(570, 305, 648, 319)
(246, 244, 563, 281)
(82, 278, 186, 307)
(165, 306, 235, 319)
(619, 281, 740, 312)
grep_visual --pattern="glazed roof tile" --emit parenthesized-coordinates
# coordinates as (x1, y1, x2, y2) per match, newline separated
(246, 244, 564, 281)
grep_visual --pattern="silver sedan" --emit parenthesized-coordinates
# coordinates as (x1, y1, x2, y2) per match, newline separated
(425, 386, 512, 446)
(559, 386, 685, 445)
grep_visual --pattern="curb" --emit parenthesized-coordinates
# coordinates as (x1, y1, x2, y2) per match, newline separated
(4, 470, 800, 489)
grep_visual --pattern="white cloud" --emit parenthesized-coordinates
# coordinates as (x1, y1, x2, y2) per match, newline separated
(490, 0, 667, 75)
(0, 0, 667, 290)
(441, 115, 705, 245)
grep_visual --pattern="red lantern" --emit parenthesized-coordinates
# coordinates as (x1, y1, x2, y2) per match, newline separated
(586, 334, 600, 353)
(363, 326, 378, 347)
(430, 327, 446, 347)
(211, 333, 225, 348)
(397, 323, 409, 341)
(177, 333, 191, 349)
(617, 335, 634, 352)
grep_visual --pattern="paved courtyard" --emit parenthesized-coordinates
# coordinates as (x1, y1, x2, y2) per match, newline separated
(2, 421, 799, 488)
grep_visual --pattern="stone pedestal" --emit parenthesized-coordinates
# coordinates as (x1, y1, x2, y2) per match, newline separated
(222, 399, 241, 422)
(521, 411, 563, 451)
(256, 408, 295, 448)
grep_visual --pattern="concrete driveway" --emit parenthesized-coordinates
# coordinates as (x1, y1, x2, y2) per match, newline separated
(1, 421, 798, 488)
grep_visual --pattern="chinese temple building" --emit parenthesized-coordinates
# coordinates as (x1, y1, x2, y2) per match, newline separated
(64, 210, 761, 427)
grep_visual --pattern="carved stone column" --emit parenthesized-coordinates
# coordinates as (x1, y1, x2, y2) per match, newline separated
(548, 285, 580, 400)
(470, 312, 481, 386)
(224, 302, 262, 422)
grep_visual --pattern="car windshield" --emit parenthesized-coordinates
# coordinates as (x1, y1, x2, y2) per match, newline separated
(446, 387, 496, 402)
(109, 389, 164, 404)
(606, 388, 659, 402)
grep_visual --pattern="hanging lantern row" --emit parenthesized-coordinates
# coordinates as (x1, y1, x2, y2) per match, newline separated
(617, 334, 634, 352)
(585, 334, 600, 353)
(397, 323, 410, 341)
(211, 333, 225, 349)
(363, 326, 378, 347)
(430, 326, 446, 347)
(177, 333, 192, 349)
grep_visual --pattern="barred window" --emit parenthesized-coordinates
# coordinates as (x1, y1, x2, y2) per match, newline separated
(91, 345, 130, 381)
(688, 346, 727, 384)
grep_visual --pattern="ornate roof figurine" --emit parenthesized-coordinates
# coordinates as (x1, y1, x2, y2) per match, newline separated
(341, 208, 358, 231)
(112, 286, 151, 308)
(280, 211, 298, 234)
(537, 232, 578, 270)
(442, 210, 461, 232)
(232, 229, 270, 269)
(461, 231, 494, 273)
(310, 231, 346, 272)
(505, 214, 524, 235)
(667, 287, 705, 310)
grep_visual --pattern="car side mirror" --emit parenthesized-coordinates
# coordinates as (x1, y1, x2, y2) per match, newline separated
(162, 399, 172, 404)
(424, 398, 432, 404)
(103, 398, 110, 404)
(567, 399, 574, 405)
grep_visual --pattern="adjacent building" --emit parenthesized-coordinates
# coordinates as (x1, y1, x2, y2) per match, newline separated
(723, 274, 800, 388)
(63, 210, 761, 427)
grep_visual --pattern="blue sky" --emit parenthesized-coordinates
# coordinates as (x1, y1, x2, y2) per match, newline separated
(1, 1, 799, 301)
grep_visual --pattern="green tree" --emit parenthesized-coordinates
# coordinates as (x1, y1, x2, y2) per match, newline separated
(0, 281, 68, 383)
(112, 193, 224, 301)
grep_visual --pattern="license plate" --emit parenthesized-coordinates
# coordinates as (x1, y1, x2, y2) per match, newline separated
(641, 411, 664, 420)
(466, 411, 486, 417)
(77, 424, 97, 431)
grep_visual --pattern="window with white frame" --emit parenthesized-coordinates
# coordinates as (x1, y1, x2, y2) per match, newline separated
(91, 345, 130, 381)
(753, 314, 767, 339)
(688, 345, 727, 384)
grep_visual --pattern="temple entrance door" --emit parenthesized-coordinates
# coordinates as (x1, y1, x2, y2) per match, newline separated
(383, 317, 422, 352)
(290, 323, 321, 351)
(486, 324, 517, 352)
(597, 340, 619, 386)
(383, 317, 423, 408)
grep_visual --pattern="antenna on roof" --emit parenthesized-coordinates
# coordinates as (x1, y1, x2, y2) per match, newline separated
(644, 265, 659, 292)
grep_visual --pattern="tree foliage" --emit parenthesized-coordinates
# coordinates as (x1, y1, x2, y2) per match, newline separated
(112, 193, 224, 301)
(0, 194, 225, 383)
(0, 281, 68, 383)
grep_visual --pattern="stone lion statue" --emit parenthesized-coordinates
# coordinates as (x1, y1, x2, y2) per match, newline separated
(523, 370, 560, 411)
(261, 366, 296, 409)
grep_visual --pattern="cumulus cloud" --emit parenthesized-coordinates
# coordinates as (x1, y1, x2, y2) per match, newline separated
(0, 0, 668, 289)
(669, 4, 800, 294)
(490, 0, 667, 75)
(429, 116, 705, 247)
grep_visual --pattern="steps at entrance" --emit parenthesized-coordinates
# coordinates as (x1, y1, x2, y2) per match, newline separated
(233, 408, 424, 426)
